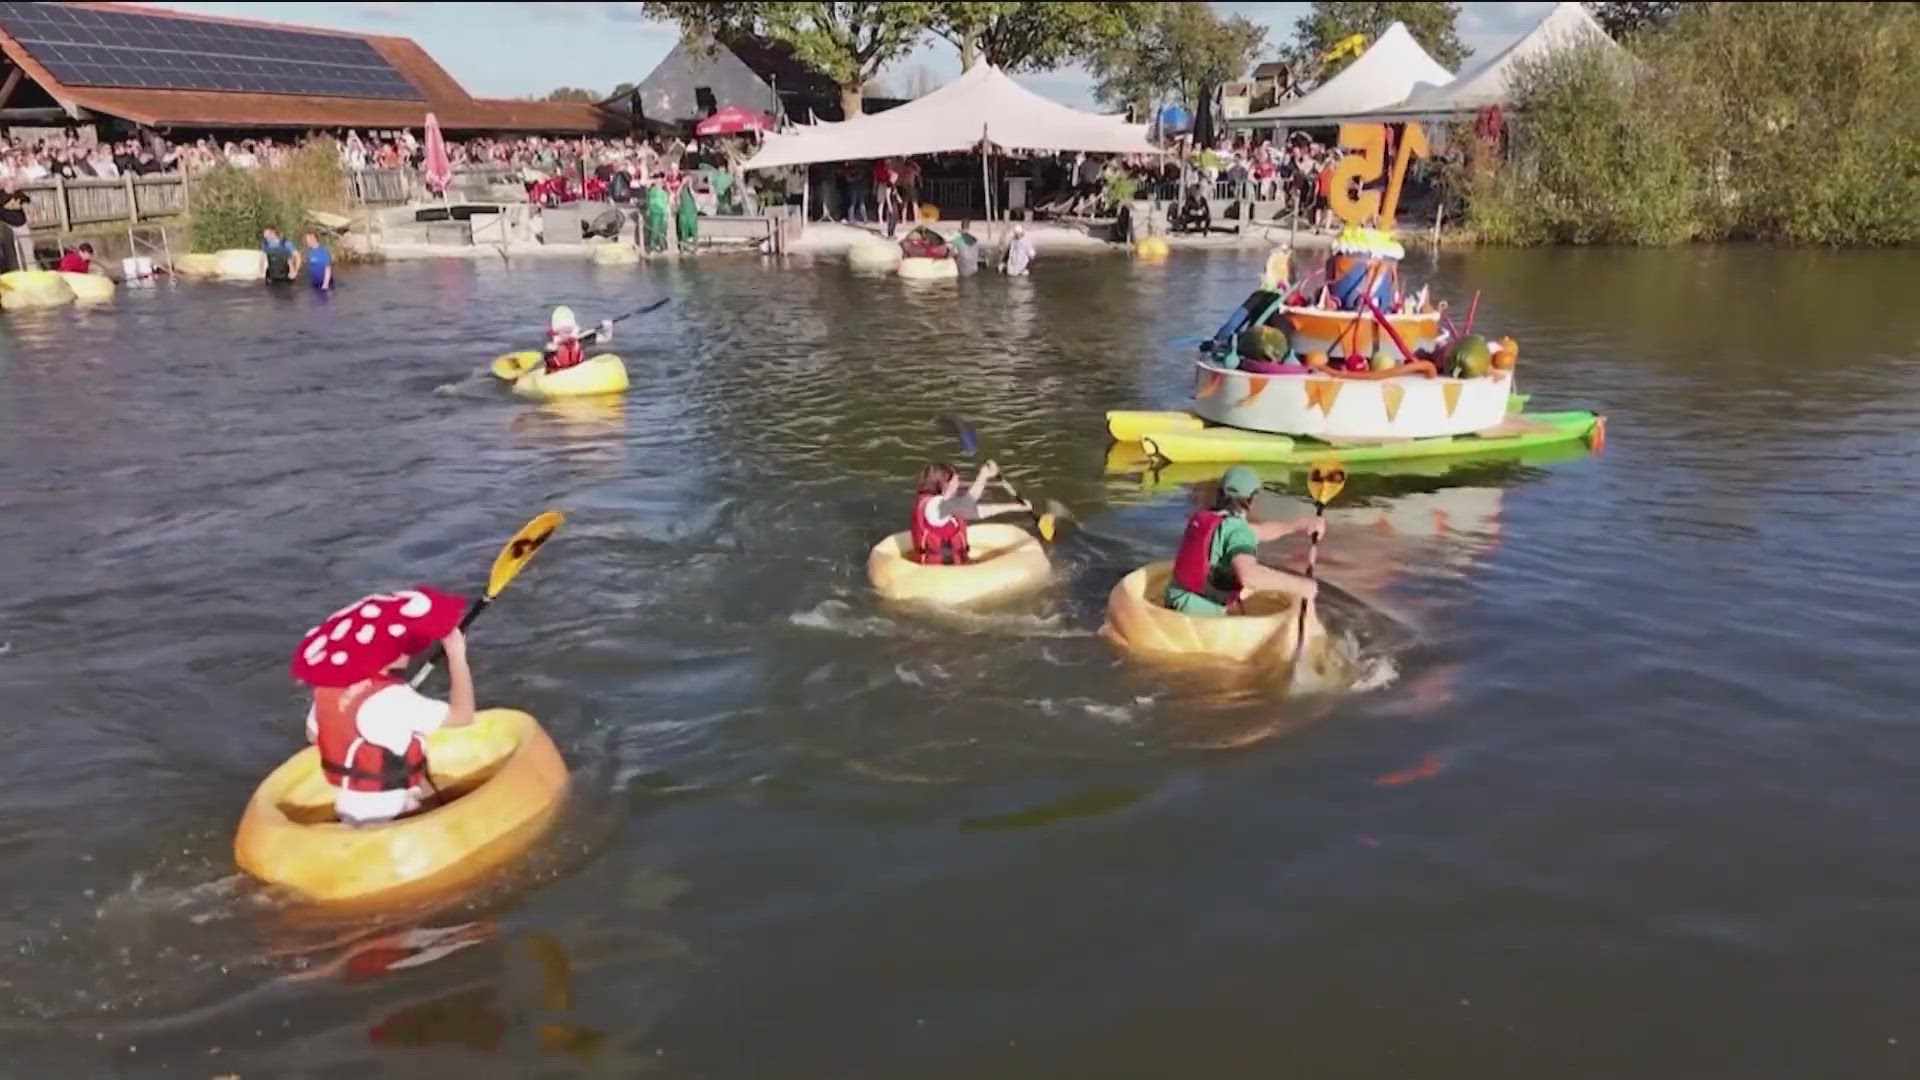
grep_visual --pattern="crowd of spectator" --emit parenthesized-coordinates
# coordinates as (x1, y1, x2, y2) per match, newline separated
(0, 128, 758, 186)
(0, 122, 1418, 239)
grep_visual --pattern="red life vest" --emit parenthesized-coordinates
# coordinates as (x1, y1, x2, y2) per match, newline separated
(910, 493, 970, 565)
(1172, 510, 1238, 603)
(313, 675, 428, 793)
(546, 335, 585, 372)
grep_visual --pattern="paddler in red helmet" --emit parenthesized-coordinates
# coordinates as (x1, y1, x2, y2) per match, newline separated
(911, 460, 1033, 565)
(1165, 465, 1322, 616)
(289, 587, 475, 825)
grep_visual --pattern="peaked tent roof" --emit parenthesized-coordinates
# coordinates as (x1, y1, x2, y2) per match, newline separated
(1232, 22, 1453, 127)
(743, 63, 1155, 170)
(1362, 3, 1621, 122)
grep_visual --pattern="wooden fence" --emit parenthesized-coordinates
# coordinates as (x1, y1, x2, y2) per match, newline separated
(19, 174, 191, 230)
(14, 166, 527, 232)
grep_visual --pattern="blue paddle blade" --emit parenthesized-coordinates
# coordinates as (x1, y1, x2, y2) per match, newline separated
(937, 415, 979, 457)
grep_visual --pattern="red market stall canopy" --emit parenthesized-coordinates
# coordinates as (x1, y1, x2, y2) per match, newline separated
(743, 63, 1157, 169)
(695, 104, 776, 136)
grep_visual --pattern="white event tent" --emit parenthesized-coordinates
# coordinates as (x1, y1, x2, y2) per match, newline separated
(1360, 2, 1621, 122)
(1230, 22, 1454, 129)
(742, 62, 1157, 171)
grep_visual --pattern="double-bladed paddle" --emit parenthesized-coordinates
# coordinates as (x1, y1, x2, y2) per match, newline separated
(410, 511, 564, 688)
(935, 415, 1071, 542)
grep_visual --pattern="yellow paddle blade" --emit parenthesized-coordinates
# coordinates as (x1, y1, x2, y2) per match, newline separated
(486, 511, 564, 597)
(1307, 460, 1348, 507)
(519, 931, 573, 1011)
(491, 350, 541, 380)
(1038, 514, 1056, 542)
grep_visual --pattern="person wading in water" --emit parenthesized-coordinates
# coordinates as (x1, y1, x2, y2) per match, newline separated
(262, 226, 299, 284)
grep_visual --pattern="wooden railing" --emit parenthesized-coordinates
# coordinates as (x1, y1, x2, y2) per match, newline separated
(19, 174, 191, 230)
(346, 168, 411, 206)
(11, 165, 532, 231)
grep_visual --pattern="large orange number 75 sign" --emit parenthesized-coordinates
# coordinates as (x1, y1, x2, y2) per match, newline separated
(1326, 122, 1429, 230)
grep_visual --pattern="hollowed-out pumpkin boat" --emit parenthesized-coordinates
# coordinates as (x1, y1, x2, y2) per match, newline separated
(234, 708, 569, 906)
(866, 523, 1051, 607)
(1100, 562, 1325, 664)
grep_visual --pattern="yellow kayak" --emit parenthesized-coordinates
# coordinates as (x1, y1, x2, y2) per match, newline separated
(510, 354, 629, 400)
(233, 708, 570, 906)
(1100, 562, 1322, 664)
(1107, 410, 1206, 443)
(867, 523, 1051, 607)
(492, 350, 542, 380)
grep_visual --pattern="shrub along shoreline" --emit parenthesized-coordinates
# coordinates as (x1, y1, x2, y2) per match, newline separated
(1456, 3, 1918, 247)
(188, 138, 354, 253)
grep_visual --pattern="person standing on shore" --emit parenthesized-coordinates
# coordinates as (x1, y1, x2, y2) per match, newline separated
(0, 182, 31, 272)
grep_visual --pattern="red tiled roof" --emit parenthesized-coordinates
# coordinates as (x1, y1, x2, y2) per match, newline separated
(0, 3, 607, 133)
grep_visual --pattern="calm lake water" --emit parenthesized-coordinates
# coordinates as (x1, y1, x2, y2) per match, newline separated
(1, 245, 1917, 1078)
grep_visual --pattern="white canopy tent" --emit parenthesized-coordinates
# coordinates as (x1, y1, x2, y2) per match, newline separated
(1360, 3, 1622, 122)
(743, 62, 1157, 170)
(1230, 22, 1454, 129)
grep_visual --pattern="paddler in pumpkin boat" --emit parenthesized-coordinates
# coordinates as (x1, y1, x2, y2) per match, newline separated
(898, 224, 952, 260)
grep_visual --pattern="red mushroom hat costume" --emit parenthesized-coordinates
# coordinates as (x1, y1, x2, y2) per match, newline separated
(289, 587, 466, 795)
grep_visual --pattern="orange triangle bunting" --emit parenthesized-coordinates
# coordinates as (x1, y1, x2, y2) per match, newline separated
(1197, 370, 1224, 399)
(1236, 375, 1272, 408)
(1381, 381, 1405, 422)
(1305, 379, 1346, 414)
(1441, 380, 1462, 417)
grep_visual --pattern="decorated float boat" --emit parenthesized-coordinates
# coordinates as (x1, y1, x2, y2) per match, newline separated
(1107, 121, 1605, 467)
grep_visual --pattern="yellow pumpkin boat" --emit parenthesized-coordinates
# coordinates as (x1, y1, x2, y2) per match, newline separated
(867, 523, 1051, 607)
(1100, 562, 1324, 664)
(510, 354, 629, 400)
(234, 708, 569, 906)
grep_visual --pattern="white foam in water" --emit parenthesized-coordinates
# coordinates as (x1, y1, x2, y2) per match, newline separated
(789, 599, 918, 638)
(893, 663, 953, 686)
(1348, 654, 1400, 693)
(788, 597, 1092, 639)
(1029, 697, 1144, 725)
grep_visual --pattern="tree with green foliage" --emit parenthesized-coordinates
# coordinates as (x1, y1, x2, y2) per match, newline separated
(927, 2, 1143, 72)
(1465, 2, 1920, 246)
(1089, 3, 1265, 119)
(637, 2, 932, 118)
(609, 81, 638, 100)
(1585, 1, 1684, 39)
(1290, 2, 1467, 76)
(542, 87, 599, 103)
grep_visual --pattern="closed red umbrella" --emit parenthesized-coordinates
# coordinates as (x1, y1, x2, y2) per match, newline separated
(694, 105, 776, 137)
(422, 111, 452, 195)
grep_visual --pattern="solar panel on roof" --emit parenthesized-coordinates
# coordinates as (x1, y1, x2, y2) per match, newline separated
(0, 1, 423, 101)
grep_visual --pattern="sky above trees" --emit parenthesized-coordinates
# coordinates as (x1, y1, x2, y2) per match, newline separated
(133, 1, 1564, 106)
